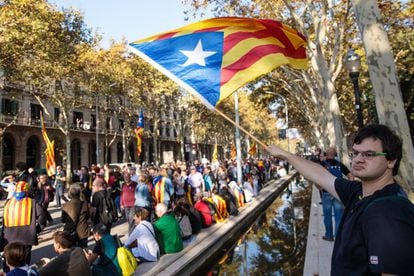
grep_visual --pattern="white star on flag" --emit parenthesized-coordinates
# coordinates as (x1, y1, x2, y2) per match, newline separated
(180, 40, 216, 67)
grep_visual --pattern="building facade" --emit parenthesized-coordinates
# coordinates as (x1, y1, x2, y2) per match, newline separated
(1, 89, 218, 173)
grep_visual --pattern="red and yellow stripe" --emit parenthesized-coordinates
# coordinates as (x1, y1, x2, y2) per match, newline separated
(154, 177, 166, 204)
(40, 112, 56, 176)
(232, 187, 245, 208)
(4, 197, 32, 227)
(212, 194, 229, 222)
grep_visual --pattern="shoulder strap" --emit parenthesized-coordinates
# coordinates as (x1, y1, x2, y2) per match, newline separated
(142, 222, 156, 238)
(363, 195, 413, 213)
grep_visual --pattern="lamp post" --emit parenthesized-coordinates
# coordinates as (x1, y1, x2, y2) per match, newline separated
(345, 48, 364, 129)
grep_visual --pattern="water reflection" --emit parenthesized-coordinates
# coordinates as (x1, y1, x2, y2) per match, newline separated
(196, 179, 311, 275)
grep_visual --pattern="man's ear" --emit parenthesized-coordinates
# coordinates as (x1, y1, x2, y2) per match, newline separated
(387, 159, 397, 170)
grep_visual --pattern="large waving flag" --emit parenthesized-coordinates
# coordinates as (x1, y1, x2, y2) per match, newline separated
(135, 110, 144, 157)
(40, 112, 56, 176)
(129, 17, 307, 109)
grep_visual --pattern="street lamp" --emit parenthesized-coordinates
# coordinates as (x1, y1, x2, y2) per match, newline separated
(345, 48, 364, 129)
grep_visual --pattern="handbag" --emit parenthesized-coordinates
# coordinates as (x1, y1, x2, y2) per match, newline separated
(178, 215, 192, 238)
(70, 201, 84, 242)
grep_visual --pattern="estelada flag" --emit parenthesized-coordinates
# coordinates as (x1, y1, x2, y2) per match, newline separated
(135, 110, 144, 156)
(248, 142, 257, 156)
(129, 17, 307, 109)
(40, 112, 56, 176)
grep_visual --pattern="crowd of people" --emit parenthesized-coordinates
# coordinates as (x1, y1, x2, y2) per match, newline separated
(0, 156, 288, 275)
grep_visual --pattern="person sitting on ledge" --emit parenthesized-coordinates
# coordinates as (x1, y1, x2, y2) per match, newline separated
(125, 207, 159, 263)
(153, 203, 183, 254)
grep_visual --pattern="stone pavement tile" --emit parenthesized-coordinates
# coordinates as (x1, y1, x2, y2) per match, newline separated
(303, 185, 334, 276)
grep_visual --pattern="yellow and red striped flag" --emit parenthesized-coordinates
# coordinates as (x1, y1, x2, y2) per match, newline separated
(130, 17, 307, 109)
(212, 143, 218, 163)
(248, 142, 257, 156)
(135, 110, 144, 157)
(230, 144, 237, 160)
(40, 112, 56, 176)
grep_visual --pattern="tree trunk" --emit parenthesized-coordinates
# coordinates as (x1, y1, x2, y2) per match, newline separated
(352, 0, 414, 192)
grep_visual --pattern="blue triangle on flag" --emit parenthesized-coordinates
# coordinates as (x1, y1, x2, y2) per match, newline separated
(130, 32, 224, 107)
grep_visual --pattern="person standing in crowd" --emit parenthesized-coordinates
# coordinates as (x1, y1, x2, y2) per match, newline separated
(135, 174, 152, 220)
(153, 203, 183, 254)
(149, 168, 174, 209)
(120, 172, 137, 234)
(187, 166, 204, 200)
(125, 208, 159, 263)
(267, 124, 414, 274)
(35, 174, 54, 230)
(79, 166, 91, 202)
(128, 166, 139, 183)
(172, 166, 186, 201)
(38, 231, 91, 276)
(319, 147, 353, 242)
(1, 174, 16, 200)
(15, 162, 37, 197)
(54, 166, 68, 207)
(2, 181, 38, 272)
(62, 184, 90, 248)
(203, 166, 215, 196)
(91, 177, 115, 232)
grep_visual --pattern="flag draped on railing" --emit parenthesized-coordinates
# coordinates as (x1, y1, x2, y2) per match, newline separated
(135, 110, 144, 157)
(40, 112, 56, 176)
(129, 17, 307, 110)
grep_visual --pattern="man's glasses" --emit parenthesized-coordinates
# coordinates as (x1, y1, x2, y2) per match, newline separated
(349, 150, 387, 160)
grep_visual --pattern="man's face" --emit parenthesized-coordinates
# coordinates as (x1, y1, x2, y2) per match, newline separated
(39, 175, 47, 184)
(351, 137, 395, 181)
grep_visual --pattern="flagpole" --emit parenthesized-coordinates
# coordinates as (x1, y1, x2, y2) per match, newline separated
(212, 107, 268, 150)
(234, 91, 243, 186)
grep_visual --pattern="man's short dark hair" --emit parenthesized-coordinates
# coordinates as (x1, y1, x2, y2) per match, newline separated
(353, 124, 402, 176)
(4, 242, 27, 267)
(15, 162, 27, 172)
(53, 231, 73, 249)
(92, 223, 108, 235)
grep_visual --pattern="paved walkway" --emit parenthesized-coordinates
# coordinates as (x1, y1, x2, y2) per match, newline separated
(303, 185, 334, 276)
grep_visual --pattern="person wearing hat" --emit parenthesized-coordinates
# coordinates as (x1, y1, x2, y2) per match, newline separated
(2, 181, 38, 272)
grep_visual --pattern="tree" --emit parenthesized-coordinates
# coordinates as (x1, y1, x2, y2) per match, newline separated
(351, 0, 414, 191)
(1, 0, 96, 181)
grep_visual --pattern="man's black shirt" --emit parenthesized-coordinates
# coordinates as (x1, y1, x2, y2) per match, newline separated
(332, 178, 414, 275)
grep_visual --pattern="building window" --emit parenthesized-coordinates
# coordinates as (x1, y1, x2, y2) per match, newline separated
(54, 108, 60, 123)
(30, 103, 42, 124)
(73, 111, 83, 129)
(1, 99, 18, 116)
(91, 114, 96, 129)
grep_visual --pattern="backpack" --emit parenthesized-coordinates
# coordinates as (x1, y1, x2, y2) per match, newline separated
(100, 191, 118, 225)
(117, 247, 138, 276)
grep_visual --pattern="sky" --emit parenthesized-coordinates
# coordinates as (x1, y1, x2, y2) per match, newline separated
(49, 0, 210, 48)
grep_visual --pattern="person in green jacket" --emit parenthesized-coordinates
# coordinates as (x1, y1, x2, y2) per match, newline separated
(153, 203, 183, 254)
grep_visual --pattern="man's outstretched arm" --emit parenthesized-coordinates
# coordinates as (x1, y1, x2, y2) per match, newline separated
(267, 145, 339, 200)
